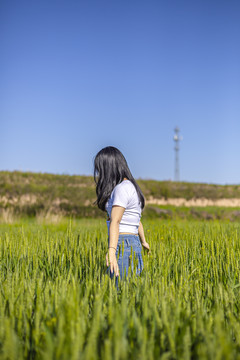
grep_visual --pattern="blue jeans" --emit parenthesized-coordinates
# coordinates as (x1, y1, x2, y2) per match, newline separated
(107, 234, 144, 288)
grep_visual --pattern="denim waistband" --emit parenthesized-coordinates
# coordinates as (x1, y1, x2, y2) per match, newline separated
(118, 234, 139, 238)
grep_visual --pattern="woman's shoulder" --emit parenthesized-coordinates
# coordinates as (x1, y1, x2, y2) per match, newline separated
(115, 180, 134, 190)
(113, 180, 136, 197)
(111, 180, 141, 209)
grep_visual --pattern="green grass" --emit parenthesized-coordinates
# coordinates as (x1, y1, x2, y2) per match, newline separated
(0, 218, 240, 359)
(144, 204, 240, 221)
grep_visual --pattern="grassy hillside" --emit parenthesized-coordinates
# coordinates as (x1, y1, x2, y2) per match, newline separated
(1, 171, 240, 220)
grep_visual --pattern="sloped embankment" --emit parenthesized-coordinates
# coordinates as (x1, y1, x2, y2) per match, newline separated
(1, 171, 240, 220)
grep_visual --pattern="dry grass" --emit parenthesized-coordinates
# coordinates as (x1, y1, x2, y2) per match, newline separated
(36, 210, 64, 224)
(0, 208, 18, 224)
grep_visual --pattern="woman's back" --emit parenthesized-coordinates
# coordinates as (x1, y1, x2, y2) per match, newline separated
(105, 179, 142, 235)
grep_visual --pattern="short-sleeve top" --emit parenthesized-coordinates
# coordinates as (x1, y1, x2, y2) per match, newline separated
(105, 180, 142, 236)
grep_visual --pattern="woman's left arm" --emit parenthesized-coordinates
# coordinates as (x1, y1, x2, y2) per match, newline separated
(106, 205, 125, 276)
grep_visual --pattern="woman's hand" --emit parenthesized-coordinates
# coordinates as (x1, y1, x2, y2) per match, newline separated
(106, 248, 119, 277)
(141, 240, 150, 253)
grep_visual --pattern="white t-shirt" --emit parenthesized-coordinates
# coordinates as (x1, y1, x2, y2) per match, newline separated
(105, 180, 142, 235)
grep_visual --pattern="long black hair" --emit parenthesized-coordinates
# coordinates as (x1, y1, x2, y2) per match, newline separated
(93, 146, 145, 212)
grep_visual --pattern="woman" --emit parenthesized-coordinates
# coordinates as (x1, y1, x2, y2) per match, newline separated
(93, 146, 150, 286)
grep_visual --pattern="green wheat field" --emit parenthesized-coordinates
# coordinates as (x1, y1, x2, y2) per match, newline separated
(0, 218, 240, 360)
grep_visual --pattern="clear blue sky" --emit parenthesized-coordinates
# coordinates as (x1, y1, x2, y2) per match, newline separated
(1, 0, 240, 184)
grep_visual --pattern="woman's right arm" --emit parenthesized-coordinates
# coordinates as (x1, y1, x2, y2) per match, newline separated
(138, 221, 150, 251)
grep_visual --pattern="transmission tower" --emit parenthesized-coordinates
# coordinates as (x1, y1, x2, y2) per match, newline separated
(173, 127, 182, 182)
